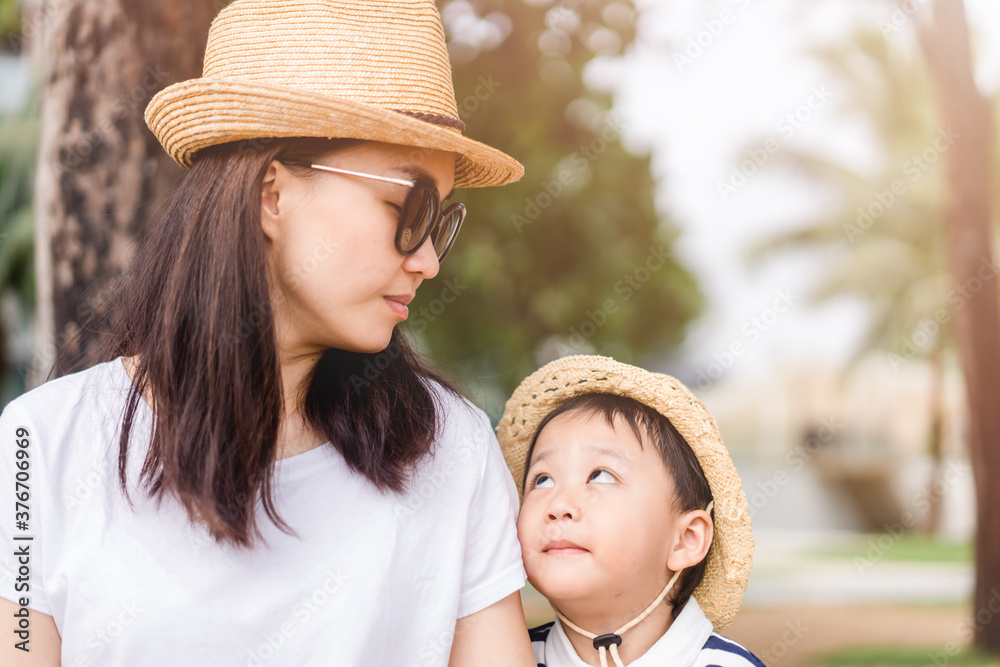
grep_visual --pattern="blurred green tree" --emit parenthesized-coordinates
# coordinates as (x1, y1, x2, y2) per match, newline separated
(0, 87, 37, 401)
(0, 0, 19, 53)
(413, 0, 702, 412)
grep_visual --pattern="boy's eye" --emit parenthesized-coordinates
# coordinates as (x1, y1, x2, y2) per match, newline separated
(531, 474, 554, 489)
(588, 469, 616, 484)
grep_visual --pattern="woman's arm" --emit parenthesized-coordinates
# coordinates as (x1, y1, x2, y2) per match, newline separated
(448, 591, 535, 667)
(0, 597, 60, 666)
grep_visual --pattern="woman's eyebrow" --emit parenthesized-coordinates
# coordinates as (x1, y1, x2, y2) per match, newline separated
(391, 164, 455, 202)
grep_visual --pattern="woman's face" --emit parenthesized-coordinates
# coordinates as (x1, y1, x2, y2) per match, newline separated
(260, 141, 457, 357)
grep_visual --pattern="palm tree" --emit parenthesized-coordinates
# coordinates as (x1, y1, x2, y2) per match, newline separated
(747, 25, 961, 533)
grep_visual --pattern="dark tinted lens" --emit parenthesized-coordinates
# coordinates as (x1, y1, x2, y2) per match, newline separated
(397, 184, 437, 253)
(432, 204, 466, 261)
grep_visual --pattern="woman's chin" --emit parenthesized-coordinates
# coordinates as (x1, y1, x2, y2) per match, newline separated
(342, 332, 395, 355)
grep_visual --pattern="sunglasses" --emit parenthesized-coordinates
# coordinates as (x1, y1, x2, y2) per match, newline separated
(284, 161, 466, 262)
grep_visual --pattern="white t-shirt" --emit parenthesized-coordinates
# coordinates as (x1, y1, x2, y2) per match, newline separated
(0, 358, 525, 666)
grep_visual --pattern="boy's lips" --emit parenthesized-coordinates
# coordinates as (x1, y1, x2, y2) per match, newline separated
(543, 539, 588, 555)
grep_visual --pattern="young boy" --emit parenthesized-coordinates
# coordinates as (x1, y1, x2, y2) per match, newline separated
(498, 355, 764, 667)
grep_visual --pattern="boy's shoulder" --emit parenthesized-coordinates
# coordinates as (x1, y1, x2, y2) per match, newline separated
(528, 620, 555, 643)
(696, 633, 767, 667)
(528, 621, 554, 666)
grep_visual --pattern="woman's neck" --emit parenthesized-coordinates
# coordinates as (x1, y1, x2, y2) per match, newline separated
(275, 349, 326, 460)
(124, 350, 327, 460)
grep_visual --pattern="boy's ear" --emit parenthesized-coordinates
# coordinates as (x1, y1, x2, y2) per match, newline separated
(666, 509, 714, 573)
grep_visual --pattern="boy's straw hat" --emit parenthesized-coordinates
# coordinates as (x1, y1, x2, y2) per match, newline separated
(498, 355, 753, 631)
(144, 0, 523, 188)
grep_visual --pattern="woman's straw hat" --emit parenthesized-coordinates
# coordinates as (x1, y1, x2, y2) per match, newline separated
(145, 0, 523, 188)
(498, 355, 754, 631)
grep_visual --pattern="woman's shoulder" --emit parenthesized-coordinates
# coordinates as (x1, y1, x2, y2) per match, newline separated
(2, 358, 130, 423)
(422, 379, 499, 464)
(424, 378, 492, 432)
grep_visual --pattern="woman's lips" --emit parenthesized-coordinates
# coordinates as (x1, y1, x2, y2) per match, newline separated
(384, 296, 409, 319)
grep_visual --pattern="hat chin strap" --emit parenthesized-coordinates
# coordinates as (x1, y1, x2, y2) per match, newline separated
(553, 501, 714, 667)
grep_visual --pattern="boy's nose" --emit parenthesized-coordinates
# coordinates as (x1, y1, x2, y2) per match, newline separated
(546, 497, 581, 522)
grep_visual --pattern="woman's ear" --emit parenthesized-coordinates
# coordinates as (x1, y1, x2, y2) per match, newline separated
(666, 509, 714, 572)
(260, 160, 283, 242)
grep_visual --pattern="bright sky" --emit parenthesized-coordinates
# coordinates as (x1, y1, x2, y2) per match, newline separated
(597, 0, 1000, 381)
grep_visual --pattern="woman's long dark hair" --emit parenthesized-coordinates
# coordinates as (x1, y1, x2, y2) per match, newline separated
(93, 137, 459, 547)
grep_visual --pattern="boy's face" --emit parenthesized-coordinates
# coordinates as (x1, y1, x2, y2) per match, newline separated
(517, 410, 685, 614)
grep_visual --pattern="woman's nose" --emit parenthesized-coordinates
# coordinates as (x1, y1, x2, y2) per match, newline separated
(403, 235, 440, 279)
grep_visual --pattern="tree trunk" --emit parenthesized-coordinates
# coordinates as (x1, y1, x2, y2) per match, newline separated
(31, 0, 216, 384)
(917, 0, 1000, 652)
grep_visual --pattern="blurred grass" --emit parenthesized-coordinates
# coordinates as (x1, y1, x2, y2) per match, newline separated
(812, 646, 1000, 666)
(810, 535, 972, 563)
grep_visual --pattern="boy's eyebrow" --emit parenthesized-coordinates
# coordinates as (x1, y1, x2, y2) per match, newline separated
(526, 444, 632, 471)
(527, 448, 553, 469)
(586, 445, 632, 467)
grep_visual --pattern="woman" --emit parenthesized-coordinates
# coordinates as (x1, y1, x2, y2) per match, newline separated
(0, 0, 536, 664)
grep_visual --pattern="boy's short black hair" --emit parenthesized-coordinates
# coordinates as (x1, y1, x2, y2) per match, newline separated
(524, 392, 714, 619)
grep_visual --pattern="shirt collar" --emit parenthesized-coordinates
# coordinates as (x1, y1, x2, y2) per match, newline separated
(546, 597, 715, 667)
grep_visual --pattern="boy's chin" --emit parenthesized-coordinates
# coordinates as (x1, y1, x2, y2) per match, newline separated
(530, 574, 602, 610)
